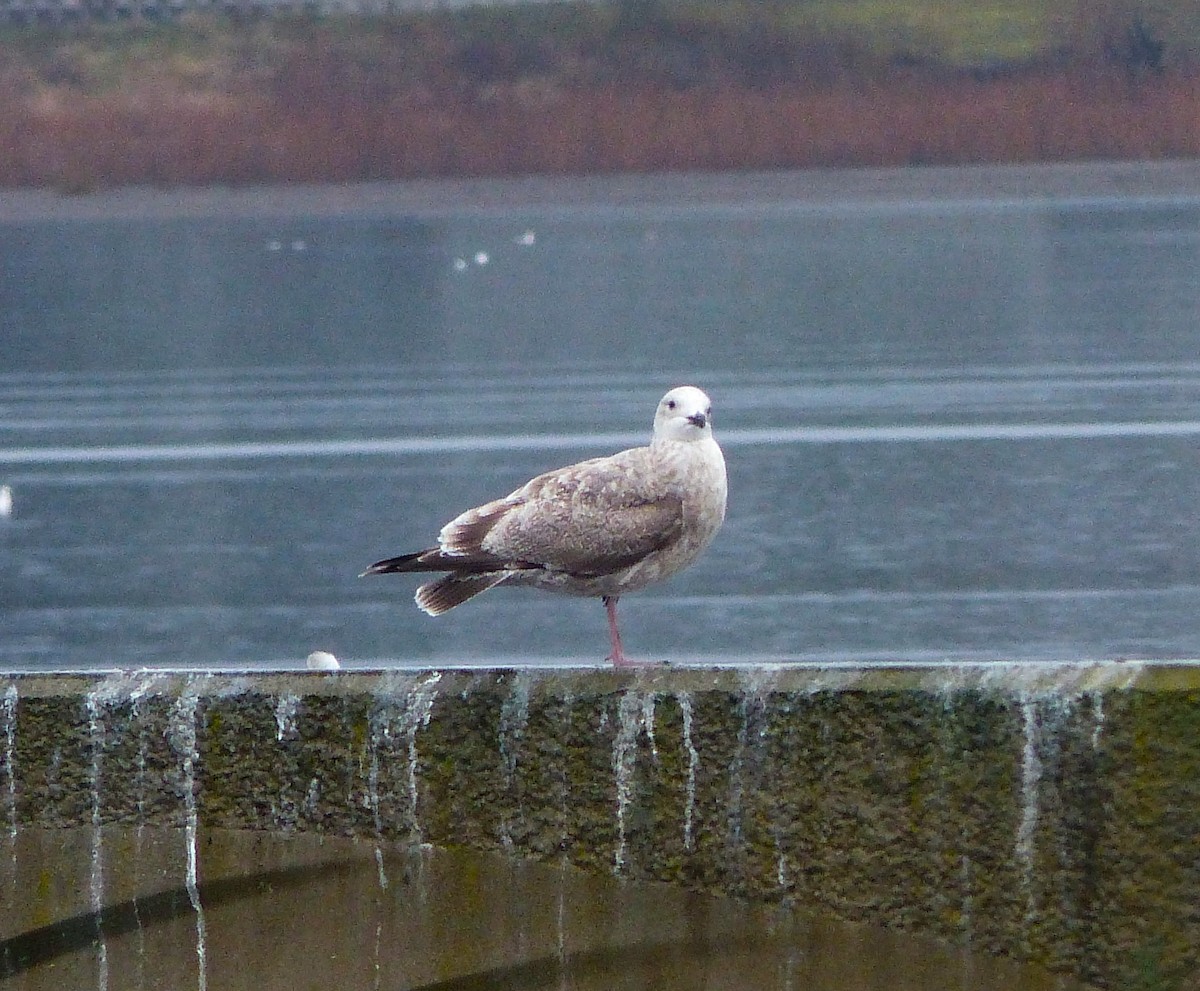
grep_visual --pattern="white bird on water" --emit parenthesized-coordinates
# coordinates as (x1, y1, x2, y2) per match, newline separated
(361, 386, 728, 667)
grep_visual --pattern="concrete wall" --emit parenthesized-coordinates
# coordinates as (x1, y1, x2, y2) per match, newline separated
(2, 663, 1198, 990)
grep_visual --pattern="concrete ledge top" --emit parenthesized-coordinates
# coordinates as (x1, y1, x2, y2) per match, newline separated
(5, 659, 1200, 697)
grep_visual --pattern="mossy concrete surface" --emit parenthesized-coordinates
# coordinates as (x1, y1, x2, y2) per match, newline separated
(1, 662, 1197, 990)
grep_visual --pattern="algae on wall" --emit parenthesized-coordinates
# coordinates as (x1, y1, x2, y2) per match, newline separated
(0, 665, 1196, 991)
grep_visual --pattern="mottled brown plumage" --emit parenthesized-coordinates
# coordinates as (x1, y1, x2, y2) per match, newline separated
(362, 386, 727, 666)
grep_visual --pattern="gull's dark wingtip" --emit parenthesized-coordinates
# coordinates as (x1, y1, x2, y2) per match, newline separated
(359, 552, 427, 578)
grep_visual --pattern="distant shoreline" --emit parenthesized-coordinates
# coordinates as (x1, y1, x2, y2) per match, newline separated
(2, 11, 1197, 192)
(3, 160, 1200, 223)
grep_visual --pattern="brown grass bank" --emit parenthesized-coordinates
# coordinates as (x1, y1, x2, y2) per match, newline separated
(0, 11, 1197, 190)
(3, 69, 1199, 191)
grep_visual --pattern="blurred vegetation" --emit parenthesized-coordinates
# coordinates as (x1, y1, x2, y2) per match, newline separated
(0, 0, 1195, 188)
(0, 0, 1194, 95)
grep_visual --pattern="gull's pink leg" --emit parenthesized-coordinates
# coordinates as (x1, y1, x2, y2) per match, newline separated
(603, 595, 630, 667)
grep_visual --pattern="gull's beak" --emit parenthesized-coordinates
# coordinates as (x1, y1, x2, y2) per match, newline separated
(687, 412, 707, 429)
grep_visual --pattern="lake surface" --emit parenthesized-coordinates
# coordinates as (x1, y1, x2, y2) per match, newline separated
(2, 827, 1092, 991)
(4, 166, 1200, 670)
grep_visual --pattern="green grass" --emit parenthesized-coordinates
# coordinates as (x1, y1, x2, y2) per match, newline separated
(863, 0, 1050, 65)
(749, 0, 1054, 65)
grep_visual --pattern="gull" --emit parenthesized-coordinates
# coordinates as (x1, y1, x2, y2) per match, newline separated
(361, 386, 727, 666)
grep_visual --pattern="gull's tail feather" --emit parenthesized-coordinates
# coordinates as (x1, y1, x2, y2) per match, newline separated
(415, 572, 513, 616)
(362, 547, 531, 612)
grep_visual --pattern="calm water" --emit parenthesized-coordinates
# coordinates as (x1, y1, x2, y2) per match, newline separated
(2, 827, 1092, 991)
(4, 171, 1200, 670)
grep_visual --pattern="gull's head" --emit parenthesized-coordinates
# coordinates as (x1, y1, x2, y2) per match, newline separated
(653, 386, 714, 443)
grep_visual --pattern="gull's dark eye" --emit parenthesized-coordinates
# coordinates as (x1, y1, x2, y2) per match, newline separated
(666, 400, 677, 410)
